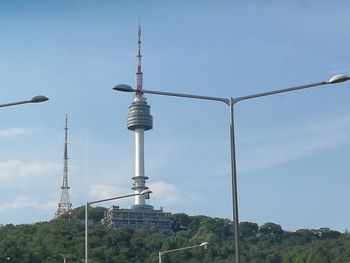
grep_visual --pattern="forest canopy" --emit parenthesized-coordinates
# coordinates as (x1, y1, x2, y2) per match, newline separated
(0, 206, 347, 263)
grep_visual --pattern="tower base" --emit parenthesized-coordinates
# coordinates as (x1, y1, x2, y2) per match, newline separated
(102, 205, 172, 230)
(131, 204, 154, 210)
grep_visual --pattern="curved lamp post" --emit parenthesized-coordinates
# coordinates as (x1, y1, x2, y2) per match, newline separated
(159, 241, 209, 263)
(113, 74, 350, 263)
(85, 189, 152, 263)
(0, 96, 49, 108)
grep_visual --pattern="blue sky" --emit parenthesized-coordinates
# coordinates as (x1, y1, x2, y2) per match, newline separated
(0, 0, 350, 232)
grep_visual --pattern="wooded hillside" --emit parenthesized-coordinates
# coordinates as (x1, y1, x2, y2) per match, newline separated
(0, 207, 347, 263)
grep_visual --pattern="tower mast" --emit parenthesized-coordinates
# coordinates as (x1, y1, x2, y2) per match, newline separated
(127, 25, 153, 208)
(55, 114, 73, 219)
(136, 23, 143, 96)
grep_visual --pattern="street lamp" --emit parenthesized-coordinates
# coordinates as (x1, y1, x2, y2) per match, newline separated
(158, 241, 209, 263)
(84, 189, 152, 263)
(0, 95, 49, 108)
(60, 254, 67, 263)
(113, 73, 349, 263)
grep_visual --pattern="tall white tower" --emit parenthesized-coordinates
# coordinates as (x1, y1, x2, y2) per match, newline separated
(102, 25, 172, 229)
(127, 25, 153, 209)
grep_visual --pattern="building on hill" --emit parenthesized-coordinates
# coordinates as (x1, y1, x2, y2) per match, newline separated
(103, 205, 172, 229)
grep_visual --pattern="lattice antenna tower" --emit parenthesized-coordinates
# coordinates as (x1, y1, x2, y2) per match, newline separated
(55, 114, 73, 219)
(136, 23, 143, 96)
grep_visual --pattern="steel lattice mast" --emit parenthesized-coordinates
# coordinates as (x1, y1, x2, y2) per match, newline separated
(55, 114, 73, 219)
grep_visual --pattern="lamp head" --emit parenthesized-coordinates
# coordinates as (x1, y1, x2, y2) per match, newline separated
(328, 74, 350, 84)
(113, 84, 134, 92)
(140, 189, 152, 199)
(30, 95, 49, 103)
(200, 242, 209, 249)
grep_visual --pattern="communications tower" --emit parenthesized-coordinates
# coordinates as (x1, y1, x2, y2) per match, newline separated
(55, 114, 73, 220)
(127, 24, 153, 209)
(103, 26, 171, 229)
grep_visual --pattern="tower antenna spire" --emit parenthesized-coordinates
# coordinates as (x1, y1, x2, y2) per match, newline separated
(136, 21, 143, 97)
(55, 114, 73, 220)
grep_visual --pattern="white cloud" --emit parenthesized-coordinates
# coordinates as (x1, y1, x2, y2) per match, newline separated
(148, 181, 184, 204)
(88, 184, 129, 201)
(0, 160, 61, 180)
(87, 181, 190, 207)
(239, 113, 350, 173)
(0, 195, 56, 211)
(0, 128, 33, 139)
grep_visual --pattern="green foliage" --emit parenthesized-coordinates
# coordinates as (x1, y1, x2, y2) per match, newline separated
(74, 205, 106, 222)
(0, 211, 348, 262)
(240, 222, 259, 238)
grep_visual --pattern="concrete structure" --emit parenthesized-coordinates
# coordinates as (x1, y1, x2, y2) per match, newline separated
(103, 205, 171, 229)
(103, 25, 171, 229)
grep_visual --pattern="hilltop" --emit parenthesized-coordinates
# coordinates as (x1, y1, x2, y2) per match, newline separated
(0, 206, 348, 263)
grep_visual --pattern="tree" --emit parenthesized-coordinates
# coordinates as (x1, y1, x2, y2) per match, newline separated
(259, 222, 284, 238)
(315, 228, 341, 239)
(0, 212, 348, 263)
(306, 246, 330, 263)
(74, 205, 106, 222)
(240, 222, 259, 238)
(172, 213, 190, 232)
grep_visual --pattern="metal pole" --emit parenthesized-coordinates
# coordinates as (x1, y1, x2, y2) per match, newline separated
(0, 100, 31, 108)
(114, 75, 350, 263)
(229, 98, 240, 263)
(85, 202, 88, 263)
(60, 254, 67, 263)
(0, 96, 49, 108)
(158, 243, 208, 262)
